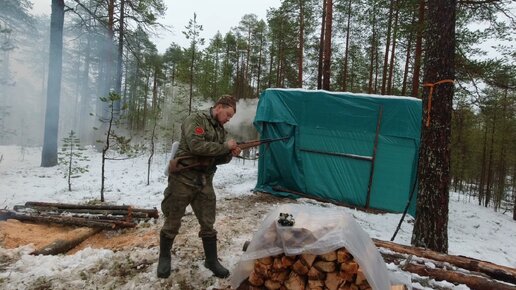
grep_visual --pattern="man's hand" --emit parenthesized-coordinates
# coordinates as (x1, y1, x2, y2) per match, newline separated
(231, 147, 241, 157)
(226, 139, 238, 150)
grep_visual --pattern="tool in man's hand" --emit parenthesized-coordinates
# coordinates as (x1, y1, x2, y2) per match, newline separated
(168, 136, 290, 174)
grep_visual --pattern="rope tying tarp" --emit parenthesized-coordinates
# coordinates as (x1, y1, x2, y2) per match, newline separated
(422, 79, 454, 127)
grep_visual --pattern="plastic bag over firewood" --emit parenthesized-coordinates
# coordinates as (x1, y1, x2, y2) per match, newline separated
(231, 204, 400, 290)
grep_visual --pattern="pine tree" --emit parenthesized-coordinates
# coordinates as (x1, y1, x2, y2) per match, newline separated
(96, 92, 141, 202)
(58, 130, 90, 191)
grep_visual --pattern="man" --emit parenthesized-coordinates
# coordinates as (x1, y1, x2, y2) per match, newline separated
(158, 95, 241, 279)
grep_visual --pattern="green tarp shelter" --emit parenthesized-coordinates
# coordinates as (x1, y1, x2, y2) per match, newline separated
(253, 88, 422, 216)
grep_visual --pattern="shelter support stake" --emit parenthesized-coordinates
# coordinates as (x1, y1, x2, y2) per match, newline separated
(365, 106, 384, 209)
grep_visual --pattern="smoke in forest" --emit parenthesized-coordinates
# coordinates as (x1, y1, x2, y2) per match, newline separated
(225, 98, 259, 142)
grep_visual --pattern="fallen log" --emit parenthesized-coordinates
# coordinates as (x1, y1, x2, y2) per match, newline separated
(23, 201, 159, 218)
(31, 227, 102, 255)
(373, 239, 516, 285)
(15, 206, 153, 219)
(403, 263, 516, 290)
(0, 210, 136, 229)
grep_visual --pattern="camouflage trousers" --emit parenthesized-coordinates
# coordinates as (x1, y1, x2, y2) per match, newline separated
(160, 171, 218, 240)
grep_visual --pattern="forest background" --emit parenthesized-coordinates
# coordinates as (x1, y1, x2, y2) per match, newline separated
(0, 0, 514, 220)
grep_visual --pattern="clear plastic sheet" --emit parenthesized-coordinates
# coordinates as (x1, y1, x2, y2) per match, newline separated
(231, 204, 394, 290)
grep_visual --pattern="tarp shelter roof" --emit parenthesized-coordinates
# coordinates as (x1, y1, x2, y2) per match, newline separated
(253, 88, 422, 216)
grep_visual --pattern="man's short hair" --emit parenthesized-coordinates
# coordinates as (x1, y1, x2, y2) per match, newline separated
(215, 95, 237, 113)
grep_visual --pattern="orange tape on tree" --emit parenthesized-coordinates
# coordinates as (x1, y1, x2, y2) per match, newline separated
(422, 79, 454, 127)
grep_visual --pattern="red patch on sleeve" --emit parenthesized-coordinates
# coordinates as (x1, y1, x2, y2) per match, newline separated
(194, 127, 205, 135)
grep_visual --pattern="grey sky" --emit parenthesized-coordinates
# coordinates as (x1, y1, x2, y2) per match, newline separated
(31, 0, 282, 52)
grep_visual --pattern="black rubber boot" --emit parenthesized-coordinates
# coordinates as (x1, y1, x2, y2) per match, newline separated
(202, 236, 230, 278)
(157, 232, 174, 278)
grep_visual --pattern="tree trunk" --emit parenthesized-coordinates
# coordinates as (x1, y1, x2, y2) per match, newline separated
(387, 0, 399, 95)
(256, 30, 264, 97)
(410, 0, 425, 97)
(79, 29, 92, 142)
(485, 114, 496, 207)
(411, 0, 455, 254)
(322, 0, 333, 90)
(341, 0, 352, 92)
(317, 0, 326, 90)
(479, 122, 489, 205)
(401, 11, 416, 96)
(297, 0, 305, 88)
(114, 0, 125, 114)
(41, 0, 65, 167)
(367, 6, 376, 94)
(381, 0, 394, 95)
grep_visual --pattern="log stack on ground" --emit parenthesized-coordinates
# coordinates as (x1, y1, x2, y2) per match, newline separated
(237, 247, 375, 290)
(2, 201, 159, 229)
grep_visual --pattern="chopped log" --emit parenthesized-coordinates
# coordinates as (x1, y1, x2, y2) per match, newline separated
(264, 279, 282, 290)
(301, 253, 317, 267)
(1, 210, 135, 229)
(284, 272, 306, 290)
(374, 238, 516, 284)
(248, 270, 264, 286)
(23, 201, 159, 218)
(292, 259, 310, 275)
(320, 250, 337, 262)
(314, 260, 336, 273)
(31, 227, 102, 255)
(325, 272, 345, 290)
(404, 263, 516, 290)
(255, 260, 272, 277)
(307, 278, 324, 290)
(307, 266, 326, 280)
(337, 248, 353, 263)
(281, 256, 295, 268)
(270, 271, 289, 283)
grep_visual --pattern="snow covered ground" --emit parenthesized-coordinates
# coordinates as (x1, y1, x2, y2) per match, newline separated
(0, 145, 515, 289)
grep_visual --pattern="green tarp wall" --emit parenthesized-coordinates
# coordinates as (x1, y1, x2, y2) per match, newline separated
(253, 89, 422, 216)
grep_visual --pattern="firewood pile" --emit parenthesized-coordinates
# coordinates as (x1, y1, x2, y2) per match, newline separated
(0, 201, 159, 229)
(237, 247, 375, 290)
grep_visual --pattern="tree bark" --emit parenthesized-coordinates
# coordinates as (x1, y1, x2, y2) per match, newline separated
(403, 263, 516, 290)
(41, 0, 65, 167)
(317, 0, 326, 90)
(387, 0, 399, 95)
(1, 210, 135, 229)
(401, 11, 416, 96)
(485, 114, 496, 207)
(24, 201, 159, 217)
(114, 0, 125, 114)
(367, 5, 377, 94)
(410, 0, 425, 97)
(411, 0, 456, 254)
(322, 0, 333, 90)
(374, 239, 516, 284)
(342, 0, 352, 92)
(297, 0, 305, 88)
(381, 0, 394, 95)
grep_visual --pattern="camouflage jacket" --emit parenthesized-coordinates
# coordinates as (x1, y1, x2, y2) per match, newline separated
(175, 108, 232, 174)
